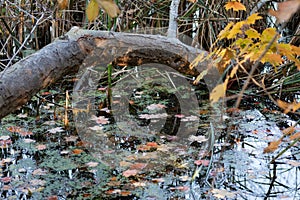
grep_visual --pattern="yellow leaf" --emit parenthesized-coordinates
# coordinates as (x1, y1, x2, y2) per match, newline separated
(218, 22, 234, 40)
(245, 28, 260, 39)
(269, 0, 300, 23)
(96, 0, 120, 18)
(224, 1, 246, 11)
(227, 21, 244, 39)
(263, 139, 281, 153)
(229, 65, 239, 78)
(261, 28, 277, 43)
(246, 13, 263, 24)
(291, 45, 300, 55)
(261, 53, 283, 66)
(210, 80, 228, 104)
(86, 0, 100, 22)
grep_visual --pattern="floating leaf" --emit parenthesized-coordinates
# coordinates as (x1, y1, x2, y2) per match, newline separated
(263, 139, 281, 153)
(286, 160, 300, 167)
(290, 132, 300, 140)
(36, 144, 47, 150)
(211, 188, 236, 198)
(224, 1, 246, 11)
(146, 104, 166, 110)
(122, 169, 138, 177)
(48, 127, 64, 134)
(282, 126, 295, 135)
(194, 159, 210, 166)
(72, 149, 84, 154)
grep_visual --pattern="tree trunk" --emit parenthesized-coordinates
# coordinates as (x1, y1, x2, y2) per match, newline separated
(0, 27, 219, 119)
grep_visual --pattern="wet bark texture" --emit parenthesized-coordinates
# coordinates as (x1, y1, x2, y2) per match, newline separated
(0, 27, 219, 119)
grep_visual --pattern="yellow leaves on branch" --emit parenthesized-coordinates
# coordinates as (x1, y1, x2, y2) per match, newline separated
(225, 1, 246, 11)
(269, 0, 300, 23)
(86, 0, 120, 21)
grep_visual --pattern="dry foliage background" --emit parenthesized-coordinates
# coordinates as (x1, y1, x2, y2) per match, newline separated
(0, 0, 299, 69)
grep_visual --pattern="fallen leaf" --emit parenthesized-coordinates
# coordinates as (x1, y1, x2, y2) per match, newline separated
(263, 139, 281, 153)
(130, 163, 147, 170)
(211, 188, 236, 198)
(194, 159, 210, 166)
(122, 169, 138, 177)
(72, 149, 83, 155)
(286, 160, 300, 167)
(36, 144, 47, 150)
(290, 132, 300, 140)
(188, 135, 208, 143)
(48, 127, 64, 134)
(147, 104, 166, 110)
(169, 186, 190, 191)
(86, 162, 99, 167)
(64, 135, 78, 142)
(282, 126, 295, 135)
(23, 138, 36, 143)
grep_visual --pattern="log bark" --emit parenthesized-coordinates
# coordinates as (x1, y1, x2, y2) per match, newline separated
(0, 27, 219, 119)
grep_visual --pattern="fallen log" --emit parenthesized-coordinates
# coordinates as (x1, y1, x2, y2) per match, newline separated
(0, 27, 219, 119)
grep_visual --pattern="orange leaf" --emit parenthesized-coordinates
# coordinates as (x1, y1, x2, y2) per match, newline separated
(290, 132, 300, 140)
(282, 126, 295, 135)
(277, 99, 300, 113)
(269, 0, 300, 23)
(224, 1, 246, 11)
(72, 149, 83, 154)
(57, 0, 69, 10)
(263, 139, 281, 153)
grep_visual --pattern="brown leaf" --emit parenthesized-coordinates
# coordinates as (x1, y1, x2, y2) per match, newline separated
(263, 139, 281, 153)
(57, 0, 69, 10)
(269, 0, 300, 23)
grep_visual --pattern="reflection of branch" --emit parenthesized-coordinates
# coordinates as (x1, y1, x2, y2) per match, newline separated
(167, 0, 180, 38)
(235, 32, 279, 108)
(264, 162, 277, 200)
